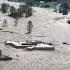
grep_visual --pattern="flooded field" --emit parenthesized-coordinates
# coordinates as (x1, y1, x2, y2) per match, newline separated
(0, 7, 70, 70)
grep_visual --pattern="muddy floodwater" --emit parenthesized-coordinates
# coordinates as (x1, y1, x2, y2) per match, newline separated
(0, 7, 70, 70)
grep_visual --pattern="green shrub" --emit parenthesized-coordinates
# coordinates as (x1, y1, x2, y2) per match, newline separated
(9, 5, 33, 18)
(61, 2, 69, 15)
(1, 3, 9, 13)
(17, 5, 28, 13)
(9, 6, 17, 18)
(18, 5, 33, 18)
(25, 0, 35, 6)
(25, 6, 32, 17)
(44, 5, 50, 8)
(10, 6, 17, 15)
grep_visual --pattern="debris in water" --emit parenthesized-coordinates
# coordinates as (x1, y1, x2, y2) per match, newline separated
(67, 20, 70, 24)
(0, 55, 12, 61)
(62, 42, 70, 45)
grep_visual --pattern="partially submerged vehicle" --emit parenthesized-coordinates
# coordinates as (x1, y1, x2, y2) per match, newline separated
(5, 40, 55, 50)
(5, 40, 38, 48)
(26, 43, 54, 51)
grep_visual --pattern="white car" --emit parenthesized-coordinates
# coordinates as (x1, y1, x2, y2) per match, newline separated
(5, 40, 55, 50)
(26, 43, 55, 50)
(5, 41, 31, 48)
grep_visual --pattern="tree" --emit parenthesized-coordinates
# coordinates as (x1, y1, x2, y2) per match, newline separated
(9, 6, 17, 18)
(1, 3, 9, 13)
(25, 6, 32, 17)
(61, 0, 69, 15)
(17, 5, 28, 13)
(9, 4, 33, 18)
(24, 0, 35, 6)
(17, 5, 33, 18)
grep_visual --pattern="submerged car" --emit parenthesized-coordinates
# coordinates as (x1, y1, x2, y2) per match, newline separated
(26, 43, 55, 51)
(5, 40, 55, 50)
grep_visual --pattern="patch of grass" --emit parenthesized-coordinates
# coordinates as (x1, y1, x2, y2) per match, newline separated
(46, 2, 56, 9)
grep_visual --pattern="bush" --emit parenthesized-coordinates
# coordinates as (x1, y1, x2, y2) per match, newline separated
(62, 10, 68, 15)
(9, 5, 33, 18)
(18, 5, 33, 18)
(1, 3, 9, 13)
(9, 6, 17, 18)
(10, 6, 16, 15)
(25, 0, 35, 6)
(62, 2, 69, 15)
(17, 5, 28, 13)
(44, 5, 50, 8)
(17, 5, 27, 17)
(25, 7, 32, 18)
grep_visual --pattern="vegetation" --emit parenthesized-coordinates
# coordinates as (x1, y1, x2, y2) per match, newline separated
(9, 6, 17, 18)
(18, 5, 27, 13)
(62, 2, 69, 15)
(9, 5, 32, 18)
(17, 5, 32, 18)
(25, 6, 32, 17)
(24, 0, 35, 6)
(1, 3, 9, 13)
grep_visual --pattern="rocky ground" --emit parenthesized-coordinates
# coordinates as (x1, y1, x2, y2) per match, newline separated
(0, 7, 70, 70)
